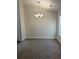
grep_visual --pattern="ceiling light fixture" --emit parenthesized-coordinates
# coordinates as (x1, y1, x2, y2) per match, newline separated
(50, 5, 53, 7)
(35, 1, 43, 18)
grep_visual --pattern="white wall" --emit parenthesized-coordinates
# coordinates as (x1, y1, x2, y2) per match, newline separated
(57, 10, 61, 43)
(23, 4, 57, 38)
(57, 11, 61, 37)
(17, 0, 22, 41)
(19, 0, 27, 40)
(57, 11, 61, 36)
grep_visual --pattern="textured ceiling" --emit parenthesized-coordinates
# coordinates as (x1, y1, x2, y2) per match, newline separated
(22, 0, 61, 11)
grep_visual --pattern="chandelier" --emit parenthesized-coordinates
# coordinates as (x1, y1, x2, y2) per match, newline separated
(35, 1, 43, 18)
(35, 13, 43, 18)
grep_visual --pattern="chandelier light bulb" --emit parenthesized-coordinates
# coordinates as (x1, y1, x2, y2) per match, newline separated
(35, 13, 43, 18)
(38, 13, 40, 17)
(40, 13, 43, 17)
(35, 14, 38, 18)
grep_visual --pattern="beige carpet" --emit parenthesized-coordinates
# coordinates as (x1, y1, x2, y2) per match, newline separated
(17, 39, 61, 59)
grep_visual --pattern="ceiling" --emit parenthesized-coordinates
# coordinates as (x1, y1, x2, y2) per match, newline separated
(22, 0, 61, 12)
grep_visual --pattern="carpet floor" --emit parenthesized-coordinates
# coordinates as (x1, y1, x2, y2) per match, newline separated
(17, 39, 61, 59)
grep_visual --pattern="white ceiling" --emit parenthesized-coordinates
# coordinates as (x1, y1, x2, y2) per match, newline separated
(22, 0, 61, 11)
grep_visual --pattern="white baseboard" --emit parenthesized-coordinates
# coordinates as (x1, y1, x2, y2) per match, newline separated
(22, 37, 27, 41)
(57, 36, 61, 43)
(27, 37, 56, 39)
(19, 36, 61, 44)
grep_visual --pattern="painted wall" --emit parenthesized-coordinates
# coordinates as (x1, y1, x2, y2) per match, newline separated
(57, 11, 61, 37)
(19, 0, 27, 40)
(17, 0, 22, 41)
(56, 10, 61, 43)
(23, 4, 57, 38)
(58, 16, 61, 36)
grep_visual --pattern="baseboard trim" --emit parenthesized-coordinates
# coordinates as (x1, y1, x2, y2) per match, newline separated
(56, 37, 61, 44)
(26, 37, 56, 39)
(22, 37, 27, 41)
